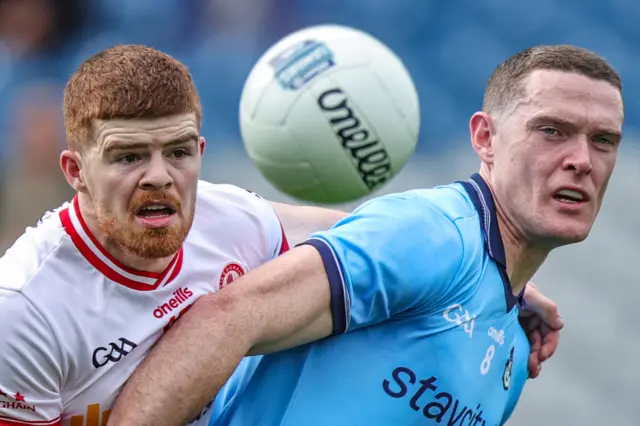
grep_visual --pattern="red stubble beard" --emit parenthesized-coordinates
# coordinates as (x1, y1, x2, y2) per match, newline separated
(97, 191, 196, 259)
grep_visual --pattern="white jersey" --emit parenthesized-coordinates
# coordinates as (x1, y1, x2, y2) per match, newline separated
(0, 181, 288, 426)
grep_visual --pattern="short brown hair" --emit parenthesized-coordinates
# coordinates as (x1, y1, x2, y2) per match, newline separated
(483, 45, 622, 114)
(63, 44, 202, 150)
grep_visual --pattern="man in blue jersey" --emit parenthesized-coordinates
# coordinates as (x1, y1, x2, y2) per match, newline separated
(108, 44, 623, 425)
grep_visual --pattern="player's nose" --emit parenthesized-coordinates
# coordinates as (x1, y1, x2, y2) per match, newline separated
(139, 154, 173, 190)
(562, 137, 592, 175)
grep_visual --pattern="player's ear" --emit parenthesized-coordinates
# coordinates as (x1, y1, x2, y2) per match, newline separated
(60, 150, 88, 193)
(469, 112, 495, 166)
(199, 136, 206, 156)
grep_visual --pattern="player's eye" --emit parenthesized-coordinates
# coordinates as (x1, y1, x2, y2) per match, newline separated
(170, 148, 191, 159)
(118, 153, 140, 164)
(593, 136, 615, 145)
(540, 127, 560, 136)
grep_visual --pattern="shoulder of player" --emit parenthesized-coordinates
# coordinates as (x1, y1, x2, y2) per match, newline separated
(192, 180, 276, 238)
(391, 185, 485, 250)
(399, 183, 479, 223)
(407, 184, 492, 263)
(0, 202, 97, 366)
(358, 185, 476, 235)
(0, 208, 69, 294)
(405, 185, 501, 307)
(196, 180, 271, 214)
(354, 187, 486, 276)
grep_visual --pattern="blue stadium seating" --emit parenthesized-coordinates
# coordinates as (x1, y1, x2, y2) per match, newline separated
(1, 0, 638, 157)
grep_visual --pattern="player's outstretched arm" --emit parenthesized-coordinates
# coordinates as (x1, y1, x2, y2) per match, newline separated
(269, 201, 347, 246)
(107, 244, 334, 426)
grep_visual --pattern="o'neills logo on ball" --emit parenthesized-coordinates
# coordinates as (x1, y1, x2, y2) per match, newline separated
(153, 287, 194, 319)
(317, 87, 392, 191)
(219, 262, 246, 289)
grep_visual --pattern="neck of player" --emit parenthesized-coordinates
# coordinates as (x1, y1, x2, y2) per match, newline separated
(78, 194, 176, 273)
(494, 203, 548, 297)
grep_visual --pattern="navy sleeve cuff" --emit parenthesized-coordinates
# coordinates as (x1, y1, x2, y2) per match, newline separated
(299, 238, 349, 336)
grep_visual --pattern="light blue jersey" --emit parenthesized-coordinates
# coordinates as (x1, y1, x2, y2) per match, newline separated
(211, 174, 530, 426)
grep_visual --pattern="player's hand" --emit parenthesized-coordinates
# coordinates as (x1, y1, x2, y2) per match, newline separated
(518, 282, 564, 379)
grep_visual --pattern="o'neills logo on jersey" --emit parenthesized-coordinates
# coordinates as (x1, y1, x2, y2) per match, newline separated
(153, 287, 194, 319)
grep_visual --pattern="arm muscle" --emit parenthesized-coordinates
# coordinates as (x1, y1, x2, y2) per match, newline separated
(107, 245, 334, 426)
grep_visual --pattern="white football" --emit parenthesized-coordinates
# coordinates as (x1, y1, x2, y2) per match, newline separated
(239, 24, 420, 204)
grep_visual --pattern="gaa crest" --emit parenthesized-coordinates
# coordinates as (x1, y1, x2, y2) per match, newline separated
(219, 262, 246, 289)
(503, 346, 514, 390)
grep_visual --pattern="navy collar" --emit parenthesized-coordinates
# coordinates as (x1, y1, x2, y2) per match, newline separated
(457, 173, 522, 311)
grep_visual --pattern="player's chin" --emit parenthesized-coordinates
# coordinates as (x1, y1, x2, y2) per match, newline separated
(545, 221, 593, 245)
(128, 230, 185, 259)
(136, 242, 182, 259)
(544, 206, 596, 242)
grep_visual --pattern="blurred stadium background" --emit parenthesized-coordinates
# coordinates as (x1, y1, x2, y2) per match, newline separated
(0, 0, 637, 424)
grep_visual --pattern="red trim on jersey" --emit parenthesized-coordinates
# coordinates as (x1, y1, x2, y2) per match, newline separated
(0, 415, 61, 425)
(278, 222, 289, 255)
(59, 196, 183, 291)
(163, 249, 184, 287)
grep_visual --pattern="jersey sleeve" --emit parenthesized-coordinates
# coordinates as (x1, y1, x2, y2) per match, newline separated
(0, 289, 62, 426)
(301, 194, 464, 335)
(242, 190, 289, 258)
